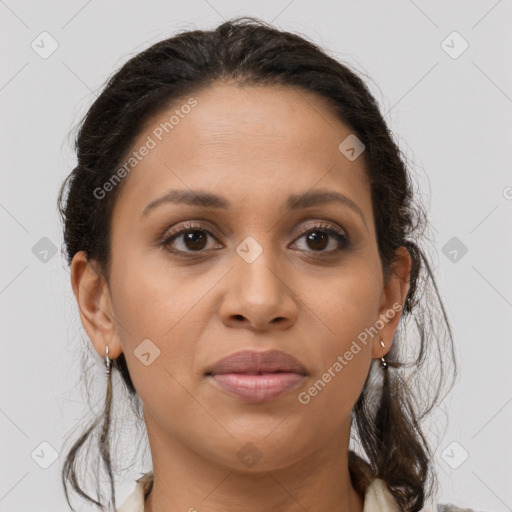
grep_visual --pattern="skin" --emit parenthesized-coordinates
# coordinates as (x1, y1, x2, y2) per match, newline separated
(71, 82, 411, 512)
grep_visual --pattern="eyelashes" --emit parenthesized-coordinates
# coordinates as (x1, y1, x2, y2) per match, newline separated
(292, 222, 349, 252)
(160, 220, 350, 257)
(161, 221, 222, 254)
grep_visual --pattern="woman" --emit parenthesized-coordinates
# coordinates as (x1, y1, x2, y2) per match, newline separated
(57, 16, 473, 512)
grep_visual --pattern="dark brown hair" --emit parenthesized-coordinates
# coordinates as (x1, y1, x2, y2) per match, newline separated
(58, 16, 456, 512)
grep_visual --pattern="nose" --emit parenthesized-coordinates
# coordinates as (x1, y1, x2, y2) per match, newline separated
(219, 255, 299, 332)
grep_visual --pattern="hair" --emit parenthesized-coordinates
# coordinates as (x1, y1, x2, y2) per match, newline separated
(57, 16, 456, 512)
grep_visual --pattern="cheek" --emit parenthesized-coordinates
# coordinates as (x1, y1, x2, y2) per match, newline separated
(296, 343, 371, 446)
(302, 259, 382, 351)
(297, 289, 377, 432)
(108, 264, 212, 424)
(295, 262, 381, 415)
(111, 251, 214, 340)
(108, 256, 225, 389)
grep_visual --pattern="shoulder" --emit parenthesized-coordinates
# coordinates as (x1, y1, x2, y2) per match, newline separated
(365, 479, 488, 512)
(116, 471, 153, 512)
(434, 506, 489, 512)
(349, 451, 487, 512)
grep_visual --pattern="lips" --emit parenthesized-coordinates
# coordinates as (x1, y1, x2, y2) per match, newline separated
(205, 349, 308, 376)
(205, 349, 308, 403)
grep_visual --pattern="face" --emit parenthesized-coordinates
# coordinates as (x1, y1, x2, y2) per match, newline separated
(73, 82, 409, 472)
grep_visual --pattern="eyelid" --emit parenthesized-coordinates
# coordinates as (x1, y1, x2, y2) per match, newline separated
(160, 220, 222, 242)
(289, 220, 349, 250)
(159, 219, 349, 254)
(292, 220, 347, 238)
(159, 222, 223, 258)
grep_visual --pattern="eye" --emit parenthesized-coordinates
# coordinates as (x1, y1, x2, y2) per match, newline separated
(291, 222, 349, 253)
(161, 222, 222, 254)
(159, 220, 349, 256)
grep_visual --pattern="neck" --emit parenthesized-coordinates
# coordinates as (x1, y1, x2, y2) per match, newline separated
(143, 416, 365, 512)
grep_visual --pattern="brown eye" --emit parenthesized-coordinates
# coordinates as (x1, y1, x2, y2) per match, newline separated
(161, 222, 222, 254)
(305, 231, 329, 251)
(291, 223, 349, 253)
(182, 230, 207, 250)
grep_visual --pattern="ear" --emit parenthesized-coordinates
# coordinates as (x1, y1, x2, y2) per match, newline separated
(70, 251, 123, 360)
(371, 245, 412, 359)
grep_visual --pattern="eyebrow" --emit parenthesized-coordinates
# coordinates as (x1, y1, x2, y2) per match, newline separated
(141, 188, 367, 228)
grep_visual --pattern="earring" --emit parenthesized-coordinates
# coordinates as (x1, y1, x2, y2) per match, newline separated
(379, 338, 388, 370)
(105, 344, 112, 376)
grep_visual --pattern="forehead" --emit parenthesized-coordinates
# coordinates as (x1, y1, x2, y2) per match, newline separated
(113, 82, 370, 216)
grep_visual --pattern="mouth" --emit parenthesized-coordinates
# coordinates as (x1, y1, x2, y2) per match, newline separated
(207, 372, 306, 403)
(205, 349, 308, 403)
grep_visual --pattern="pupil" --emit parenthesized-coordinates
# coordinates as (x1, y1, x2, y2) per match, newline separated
(307, 231, 328, 250)
(181, 231, 330, 251)
(184, 231, 206, 250)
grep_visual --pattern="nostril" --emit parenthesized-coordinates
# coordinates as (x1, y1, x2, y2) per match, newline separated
(233, 314, 245, 321)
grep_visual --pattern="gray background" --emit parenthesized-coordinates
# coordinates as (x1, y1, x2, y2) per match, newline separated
(1, 1, 511, 510)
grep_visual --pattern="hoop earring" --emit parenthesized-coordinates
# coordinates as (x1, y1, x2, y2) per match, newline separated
(379, 338, 388, 370)
(105, 344, 112, 377)
(102, 344, 115, 508)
